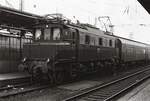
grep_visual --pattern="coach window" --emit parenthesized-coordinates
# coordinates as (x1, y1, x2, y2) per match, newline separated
(99, 38, 103, 46)
(109, 39, 112, 47)
(85, 35, 90, 44)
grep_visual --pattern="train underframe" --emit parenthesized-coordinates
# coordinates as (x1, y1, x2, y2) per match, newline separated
(19, 58, 116, 83)
(18, 57, 148, 84)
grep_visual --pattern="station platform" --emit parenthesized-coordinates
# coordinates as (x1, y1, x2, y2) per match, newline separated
(0, 72, 31, 87)
(117, 78, 150, 101)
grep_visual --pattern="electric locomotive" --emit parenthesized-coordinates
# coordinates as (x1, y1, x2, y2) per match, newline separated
(18, 16, 120, 83)
(18, 15, 150, 84)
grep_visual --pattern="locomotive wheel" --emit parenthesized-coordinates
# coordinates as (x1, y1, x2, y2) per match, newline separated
(54, 71, 64, 84)
(33, 66, 42, 80)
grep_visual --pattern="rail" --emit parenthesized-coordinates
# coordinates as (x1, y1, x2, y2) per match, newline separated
(0, 82, 50, 98)
(62, 65, 150, 101)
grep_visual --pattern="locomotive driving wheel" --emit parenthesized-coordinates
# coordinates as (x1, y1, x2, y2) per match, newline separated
(33, 66, 43, 79)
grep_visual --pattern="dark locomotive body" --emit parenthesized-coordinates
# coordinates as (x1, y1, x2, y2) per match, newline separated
(19, 19, 150, 83)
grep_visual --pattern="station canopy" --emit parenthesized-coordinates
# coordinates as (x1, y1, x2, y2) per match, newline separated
(138, 0, 150, 14)
(0, 6, 45, 31)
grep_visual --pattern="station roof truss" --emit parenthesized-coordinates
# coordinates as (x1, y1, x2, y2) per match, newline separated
(0, 6, 45, 30)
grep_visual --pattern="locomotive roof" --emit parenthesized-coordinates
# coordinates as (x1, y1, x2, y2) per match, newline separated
(66, 23, 105, 36)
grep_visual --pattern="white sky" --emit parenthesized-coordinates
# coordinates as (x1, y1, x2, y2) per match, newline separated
(1, 0, 150, 43)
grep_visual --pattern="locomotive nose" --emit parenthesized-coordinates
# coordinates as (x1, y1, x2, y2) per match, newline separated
(23, 43, 57, 59)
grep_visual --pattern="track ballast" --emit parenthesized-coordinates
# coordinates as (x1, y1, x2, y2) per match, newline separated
(62, 65, 150, 101)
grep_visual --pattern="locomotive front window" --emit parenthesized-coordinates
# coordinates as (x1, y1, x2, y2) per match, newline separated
(35, 29, 42, 40)
(53, 28, 61, 40)
(44, 28, 51, 40)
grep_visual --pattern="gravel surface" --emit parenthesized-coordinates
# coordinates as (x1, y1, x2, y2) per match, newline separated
(0, 87, 73, 101)
(117, 78, 150, 101)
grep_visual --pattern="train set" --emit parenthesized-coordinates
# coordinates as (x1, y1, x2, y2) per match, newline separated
(16, 15, 150, 84)
(0, 5, 150, 84)
(0, 1, 150, 100)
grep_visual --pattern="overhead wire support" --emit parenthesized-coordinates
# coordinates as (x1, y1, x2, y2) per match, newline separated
(19, 0, 24, 11)
(98, 16, 114, 34)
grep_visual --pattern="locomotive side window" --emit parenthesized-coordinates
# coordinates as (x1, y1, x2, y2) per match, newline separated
(79, 32, 85, 44)
(63, 29, 76, 41)
(63, 30, 71, 40)
(99, 38, 103, 46)
(91, 37, 95, 45)
(103, 38, 107, 47)
(109, 40, 112, 47)
(85, 35, 90, 44)
(72, 32, 75, 39)
(53, 28, 61, 40)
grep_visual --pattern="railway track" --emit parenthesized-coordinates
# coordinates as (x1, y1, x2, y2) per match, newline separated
(0, 82, 50, 98)
(62, 65, 150, 101)
(0, 65, 149, 99)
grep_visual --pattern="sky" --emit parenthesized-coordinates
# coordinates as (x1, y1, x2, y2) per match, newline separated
(1, 0, 150, 43)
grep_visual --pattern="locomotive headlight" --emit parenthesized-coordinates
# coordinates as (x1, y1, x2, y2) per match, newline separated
(46, 58, 50, 63)
(22, 57, 27, 63)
